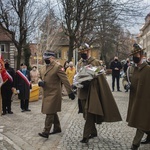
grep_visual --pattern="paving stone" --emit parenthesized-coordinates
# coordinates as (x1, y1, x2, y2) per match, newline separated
(0, 75, 150, 149)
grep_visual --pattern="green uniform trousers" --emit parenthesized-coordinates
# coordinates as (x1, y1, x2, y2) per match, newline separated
(81, 99, 97, 138)
(44, 113, 61, 134)
(132, 129, 144, 147)
(133, 129, 150, 147)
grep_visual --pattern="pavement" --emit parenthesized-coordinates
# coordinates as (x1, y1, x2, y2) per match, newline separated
(0, 75, 150, 150)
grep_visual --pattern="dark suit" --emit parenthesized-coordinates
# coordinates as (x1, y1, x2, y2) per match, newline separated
(1, 67, 15, 113)
(15, 69, 31, 110)
(110, 60, 122, 91)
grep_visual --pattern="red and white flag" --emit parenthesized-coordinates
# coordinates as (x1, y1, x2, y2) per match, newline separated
(0, 55, 9, 86)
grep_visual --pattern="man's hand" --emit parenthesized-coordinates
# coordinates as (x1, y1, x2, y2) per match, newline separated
(38, 81, 45, 87)
(68, 92, 75, 100)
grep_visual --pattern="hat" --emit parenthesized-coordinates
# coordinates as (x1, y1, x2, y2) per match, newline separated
(20, 63, 26, 66)
(78, 43, 91, 53)
(43, 51, 55, 59)
(129, 43, 146, 56)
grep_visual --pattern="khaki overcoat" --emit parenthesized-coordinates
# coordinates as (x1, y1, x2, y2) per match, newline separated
(86, 74, 122, 123)
(126, 63, 150, 131)
(39, 61, 72, 114)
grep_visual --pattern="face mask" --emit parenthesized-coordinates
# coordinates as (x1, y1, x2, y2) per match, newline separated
(33, 67, 36, 71)
(115, 59, 118, 61)
(22, 68, 27, 72)
(133, 56, 140, 64)
(44, 59, 50, 64)
(81, 53, 88, 60)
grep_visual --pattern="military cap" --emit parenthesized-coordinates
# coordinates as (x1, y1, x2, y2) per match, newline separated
(78, 43, 91, 53)
(43, 50, 55, 59)
(129, 43, 145, 56)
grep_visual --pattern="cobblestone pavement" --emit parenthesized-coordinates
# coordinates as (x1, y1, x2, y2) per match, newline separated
(0, 75, 150, 150)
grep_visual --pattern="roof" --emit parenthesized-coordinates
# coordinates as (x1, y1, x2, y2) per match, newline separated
(0, 26, 12, 42)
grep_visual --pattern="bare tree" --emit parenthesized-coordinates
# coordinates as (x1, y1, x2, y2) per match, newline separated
(0, 0, 45, 69)
(61, 0, 96, 61)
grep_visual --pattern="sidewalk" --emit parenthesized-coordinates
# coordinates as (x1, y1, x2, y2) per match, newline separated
(0, 75, 150, 150)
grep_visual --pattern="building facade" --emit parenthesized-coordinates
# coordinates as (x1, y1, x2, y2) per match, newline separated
(0, 26, 16, 69)
(139, 13, 150, 58)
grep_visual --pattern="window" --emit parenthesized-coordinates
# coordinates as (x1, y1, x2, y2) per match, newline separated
(57, 50, 61, 58)
(0, 44, 6, 52)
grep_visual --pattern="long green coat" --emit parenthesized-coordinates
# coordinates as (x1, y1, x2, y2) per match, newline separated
(39, 61, 72, 114)
(126, 63, 150, 131)
(86, 74, 122, 123)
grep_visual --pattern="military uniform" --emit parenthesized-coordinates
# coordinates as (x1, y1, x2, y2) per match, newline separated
(39, 61, 73, 136)
(123, 62, 150, 147)
(123, 43, 150, 150)
(77, 57, 122, 142)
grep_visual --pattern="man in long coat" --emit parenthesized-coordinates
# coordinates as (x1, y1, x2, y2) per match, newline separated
(15, 63, 31, 112)
(38, 51, 75, 138)
(1, 59, 15, 115)
(123, 43, 150, 150)
(76, 43, 122, 143)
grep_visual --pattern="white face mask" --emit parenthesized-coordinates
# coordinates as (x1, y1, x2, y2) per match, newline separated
(33, 67, 36, 71)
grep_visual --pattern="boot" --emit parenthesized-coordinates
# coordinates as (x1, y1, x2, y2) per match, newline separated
(38, 132, 49, 138)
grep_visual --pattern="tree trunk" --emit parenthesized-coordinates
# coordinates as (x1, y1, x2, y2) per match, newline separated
(17, 49, 22, 70)
(68, 37, 74, 62)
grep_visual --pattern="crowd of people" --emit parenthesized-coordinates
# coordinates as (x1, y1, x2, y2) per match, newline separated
(0, 43, 150, 150)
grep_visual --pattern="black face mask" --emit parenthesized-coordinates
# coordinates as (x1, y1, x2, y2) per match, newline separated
(81, 53, 88, 60)
(114, 59, 118, 62)
(133, 56, 140, 64)
(5, 63, 9, 69)
(44, 59, 50, 64)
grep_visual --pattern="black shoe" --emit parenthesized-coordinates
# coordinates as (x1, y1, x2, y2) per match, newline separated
(80, 138, 89, 143)
(89, 134, 97, 139)
(141, 138, 150, 144)
(131, 144, 139, 150)
(8, 111, 13, 114)
(117, 90, 122, 92)
(21, 109, 25, 112)
(25, 109, 31, 111)
(2, 112, 6, 115)
(49, 130, 61, 135)
(38, 132, 49, 138)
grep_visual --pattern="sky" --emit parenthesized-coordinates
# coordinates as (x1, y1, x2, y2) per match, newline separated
(127, 0, 150, 35)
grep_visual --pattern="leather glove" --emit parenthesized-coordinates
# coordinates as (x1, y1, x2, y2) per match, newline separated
(38, 81, 45, 87)
(68, 92, 75, 100)
(124, 84, 130, 90)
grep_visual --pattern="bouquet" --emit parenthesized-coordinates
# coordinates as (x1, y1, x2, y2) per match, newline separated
(73, 65, 105, 88)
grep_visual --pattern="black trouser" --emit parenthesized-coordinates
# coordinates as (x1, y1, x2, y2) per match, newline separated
(1, 86, 13, 113)
(20, 99, 29, 110)
(112, 74, 120, 91)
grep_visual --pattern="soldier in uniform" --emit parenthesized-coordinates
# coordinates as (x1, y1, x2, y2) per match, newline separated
(123, 43, 150, 150)
(76, 43, 122, 143)
(38, 51, 75, 138)
(1, 59, 15, 115)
